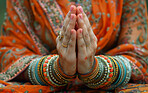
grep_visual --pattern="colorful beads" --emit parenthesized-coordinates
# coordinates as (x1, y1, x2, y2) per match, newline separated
(79, 55, 131, 90)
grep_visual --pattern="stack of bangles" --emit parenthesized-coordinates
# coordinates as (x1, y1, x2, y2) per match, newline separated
(78, 55, 131, 90)
(28, 54, 131, 90)
(28, 54, 76, 86)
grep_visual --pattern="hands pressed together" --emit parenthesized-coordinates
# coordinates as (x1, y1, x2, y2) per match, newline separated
(56, 5, 98, 76)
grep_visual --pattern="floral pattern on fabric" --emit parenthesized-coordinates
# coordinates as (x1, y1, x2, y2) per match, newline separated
(0, 0, 148, 93)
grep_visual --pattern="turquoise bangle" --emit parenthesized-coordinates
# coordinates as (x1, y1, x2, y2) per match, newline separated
(35, 57, 47, 86)
(87, 56, 110, 88)
(31, 58, 41, 85)
(115, 56, 127, 88)
(28, 58, 37, 85)
(118, 56, 131, 87)
(107, 58, 121, 90)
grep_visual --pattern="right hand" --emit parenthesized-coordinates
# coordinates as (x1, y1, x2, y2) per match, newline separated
(56, 5, 77, 75)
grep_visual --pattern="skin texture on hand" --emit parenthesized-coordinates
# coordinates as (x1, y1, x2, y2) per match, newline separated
(76, 6, 98, 74)
(56, 5, 77, 75)
(56, 5, 97, 75)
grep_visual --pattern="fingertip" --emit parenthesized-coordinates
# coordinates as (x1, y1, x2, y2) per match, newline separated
(77, 6, 83, 14)
(70, 14, 75, 19)
(71, 29, 75, 33)
(70, 5, 76, 13)
(78, 14, 83, 19)
(78, 28, 83, 33)
(70, 5, 74, 11)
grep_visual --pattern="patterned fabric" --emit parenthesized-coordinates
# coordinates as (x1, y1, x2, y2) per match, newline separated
(0, 0, 148, 92)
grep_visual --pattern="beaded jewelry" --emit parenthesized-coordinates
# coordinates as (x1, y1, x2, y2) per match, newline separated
(31, 57, 42, 85)
(103, 56, 119, 89)
(106, 56, 123, 90)
(38, 56, 49, 85)
(57, 58, 76, 79)
(34, 57, 47, 85)
(48, 56, 67, 86)
(78, 57, 100, 83)
(28, 59, 36, 85)
(118, 56, 131, 87)
(112, 56, 127, 88)
(86, 55, 112, 88)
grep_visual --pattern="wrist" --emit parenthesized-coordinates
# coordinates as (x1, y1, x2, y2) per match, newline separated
(78, 57, 99, 83)
(57, 58, 76, 77)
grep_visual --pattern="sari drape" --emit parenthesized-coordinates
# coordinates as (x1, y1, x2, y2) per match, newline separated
(0, 0, 148, 92)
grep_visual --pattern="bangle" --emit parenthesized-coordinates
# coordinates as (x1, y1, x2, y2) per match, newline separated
(28, 57, 40, 85)
(48, 56, 67, 86)
(118, 56, 131, 87)
(106, 56, 122, 90)
(112, 56, 127, 88)
(86, 55, 111, 88)
(103, 56, 119, 88)
(41, 55, 56, 86)
(38, 56, 49, 85)
(85, 58, 104, 84)
(45, 55, 62, 86)
(52, 60, 67, 85)
(54, 56, 73, 83)
(79, 58, 100, 83)
(97, 55, 115, 88)
(78, 58, 96, 75)
(28, 60, 35, 85)
(54, 59, 70, 83)
(31, 57, 42, 85)
(34, 57, 47, 85)
(57, 58, 76, 79)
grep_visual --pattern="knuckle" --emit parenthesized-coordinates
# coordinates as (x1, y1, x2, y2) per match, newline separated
(66, 25, 71, 31)
(69, 43, 73, 48)
(65, 11, 70, 18)
(62, 25, 66, 31)
(56, 37, 59, 43)
(57, 46, 60, 52)
(68, 13, 71, 18)
(80, 43, 85, 47)
(69, 22, 74, 27)
(65, 33, 70, 39)
(78, 36, 83, 40)
(71, 36, 75, 41)
(84, 33, 89, 38)
(87, 25, 92, 31)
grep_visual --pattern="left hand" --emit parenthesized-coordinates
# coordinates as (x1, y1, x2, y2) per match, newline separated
(76, 6, 98, 74)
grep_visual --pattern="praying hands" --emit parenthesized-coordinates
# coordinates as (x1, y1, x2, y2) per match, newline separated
(56, 5, 98, 76)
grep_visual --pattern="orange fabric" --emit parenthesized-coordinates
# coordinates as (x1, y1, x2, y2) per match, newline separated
(0, 0, 148, 92)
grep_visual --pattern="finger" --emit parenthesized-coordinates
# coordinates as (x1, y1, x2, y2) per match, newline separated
(78, 14, 90, 47)
(61, 5, 76, 33)
(62, 14, 76, 46)
(77, 6, 90, 27)
(77, 28, 86, 53)
(56, 39, 62, 54)
(67, 29, 76, 53)
(77, 6, 95, 41)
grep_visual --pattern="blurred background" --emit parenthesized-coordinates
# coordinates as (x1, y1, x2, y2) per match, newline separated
(0, 0, 148, 30)
(0, 0, 6, 30)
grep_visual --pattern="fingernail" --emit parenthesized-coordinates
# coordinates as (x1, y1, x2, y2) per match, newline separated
(70, 5, 74, 11)
(79, 14, 83, 19)
(71, 14, 74, 19)
(79, 7, 83, 13)
(79, 29, 82, 33)
(71, 29, 74, 34)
